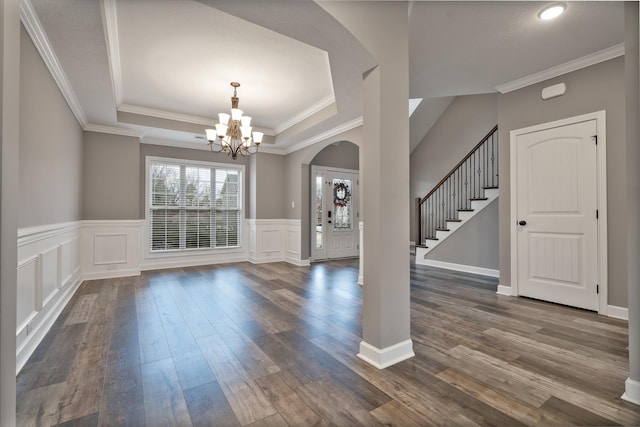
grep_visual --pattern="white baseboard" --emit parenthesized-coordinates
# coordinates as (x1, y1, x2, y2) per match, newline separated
(622, 378, 640, 406)
(83, 268, 141, 280)
(497, 285, 512, 296)
(357, 339, 414, 369)
(606, 305, 629, 320)
(285, 256, 310, 267)
(422, 259, 500, 278)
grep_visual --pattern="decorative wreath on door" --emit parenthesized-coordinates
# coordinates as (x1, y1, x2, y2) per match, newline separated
(333, 182, 351, 207)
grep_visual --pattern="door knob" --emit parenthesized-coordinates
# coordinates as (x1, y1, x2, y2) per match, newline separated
(518, 220, 527, 226)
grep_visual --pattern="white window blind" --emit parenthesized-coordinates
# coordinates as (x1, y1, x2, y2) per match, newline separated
(149, 160, 241, 252)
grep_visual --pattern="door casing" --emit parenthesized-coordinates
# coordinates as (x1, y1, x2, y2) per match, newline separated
(509, 110, 608, 314)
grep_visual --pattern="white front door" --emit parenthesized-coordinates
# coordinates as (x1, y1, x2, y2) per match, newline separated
(312, 167, 359, 260)
(514, 119, 599, 311)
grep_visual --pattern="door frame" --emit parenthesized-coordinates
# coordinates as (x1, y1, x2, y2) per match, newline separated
(509, 110, 608, 314)
(310, 165, 359, 262)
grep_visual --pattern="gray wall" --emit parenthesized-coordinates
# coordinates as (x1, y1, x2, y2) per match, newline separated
(310, 141, 359, 170)
(410, 93, 497, 242)
(19, 25, 83, 228)
(250, 152, 286, 219)
(427, 198, 499, 270)
(139, 143, 250, 220)
(83, 132, 139, 220)
(498, 57, 627, 307)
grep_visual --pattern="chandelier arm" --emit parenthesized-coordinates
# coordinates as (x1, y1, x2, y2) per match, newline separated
(209, 142, 225, 154)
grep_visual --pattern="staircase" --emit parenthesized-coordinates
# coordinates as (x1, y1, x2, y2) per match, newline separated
(416, 125, 498, 262)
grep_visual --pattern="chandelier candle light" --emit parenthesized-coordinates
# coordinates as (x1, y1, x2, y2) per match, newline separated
(206, 82, 263, 159)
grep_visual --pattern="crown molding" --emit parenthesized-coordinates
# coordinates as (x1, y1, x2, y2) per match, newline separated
(100, 0, 123, 107)
(119, 103, 275, 137)
(141, 136, 286, 155)
(273, 94, 336, 134)
(495, 43, 625, 94)
(119, 104, 216, 127)
(284, 116, 363, 155)
(20, 0, 88, 127)
(84, 124, 143, 138)
(141, 137, 212, 150)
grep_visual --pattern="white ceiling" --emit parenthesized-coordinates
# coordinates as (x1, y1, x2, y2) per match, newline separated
(25, 0, 625, 154)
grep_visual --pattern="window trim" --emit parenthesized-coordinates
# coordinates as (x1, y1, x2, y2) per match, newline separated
(144, 156, 245, 258)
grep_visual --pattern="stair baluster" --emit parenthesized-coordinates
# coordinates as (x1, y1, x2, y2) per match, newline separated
(417, 126, 498, 245)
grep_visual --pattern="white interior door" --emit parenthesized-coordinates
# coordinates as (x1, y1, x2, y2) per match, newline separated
(515, 119, 599, 311)
(312, 167, 359, 260)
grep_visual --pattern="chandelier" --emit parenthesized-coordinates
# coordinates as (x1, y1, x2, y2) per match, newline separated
(205, 82, 263, 159)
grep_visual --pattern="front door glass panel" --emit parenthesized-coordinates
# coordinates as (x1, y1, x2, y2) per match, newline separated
(333, 179, 352, 230)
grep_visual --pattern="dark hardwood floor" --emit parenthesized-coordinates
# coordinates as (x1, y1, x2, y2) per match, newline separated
(16, 259, 640, 426)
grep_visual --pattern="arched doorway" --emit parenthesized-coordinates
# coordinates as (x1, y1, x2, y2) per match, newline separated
(309, 141, 359, 261)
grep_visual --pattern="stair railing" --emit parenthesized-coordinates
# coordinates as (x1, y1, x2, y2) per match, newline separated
(417, 125, 498, 245)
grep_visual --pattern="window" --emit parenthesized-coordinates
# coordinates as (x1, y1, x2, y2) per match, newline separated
(148, 158, 242, 252)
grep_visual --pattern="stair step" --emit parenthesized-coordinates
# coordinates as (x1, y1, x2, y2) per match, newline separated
(425, 238, 439, 241)
(416, 244, 429, 249)
(469, 197, 488, 201)
(483, 186, 498, 189)
(458, 209, 474, 212)
(446, 219, 462, 222)
(435, 228, 450, 232)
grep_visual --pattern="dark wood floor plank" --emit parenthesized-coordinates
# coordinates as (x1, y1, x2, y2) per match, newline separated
(183, 381, 241, 427)
(436, 368, 567, 426)
(98, 282, 145, 427)
(254, 371, 322, 426)
(539, 396, 621, 426)
(54, 413, 99, 427)
(296, 376, 384, 426)
(57, 292, 116, 424)
(149, 280, 216, 391)
(369, 400, 425, 427)
(212, 320, 281, 380)
(16, 259, 640, 426)
(135, 285, 172, 364)
(448, 344, 640, 425)
(63, 294, 98, 326)
(141, 358, 193, 427)
(17, 382, 67, 427)
(27, 323, 87, 390)
(197, 333, 278, 426)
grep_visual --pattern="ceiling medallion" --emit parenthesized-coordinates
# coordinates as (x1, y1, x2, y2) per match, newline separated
(206, 82, 263, 159)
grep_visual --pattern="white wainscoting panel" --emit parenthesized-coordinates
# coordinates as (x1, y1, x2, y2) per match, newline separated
(82, 220, 144, 280)
(40, 246, 59, 306)
(16, 221, 82, 373)
(16, 257, 38, 332)
(285, 220, 309, 266)
(248, 219, 285, 264)
(94, 234, 128, 265)
(248, 219, 309, 266)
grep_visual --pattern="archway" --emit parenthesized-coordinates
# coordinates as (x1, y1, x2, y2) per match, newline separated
(309, 141, 360, 261)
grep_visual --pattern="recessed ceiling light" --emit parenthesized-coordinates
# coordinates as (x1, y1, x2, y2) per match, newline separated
(538, 3, 566, 20)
